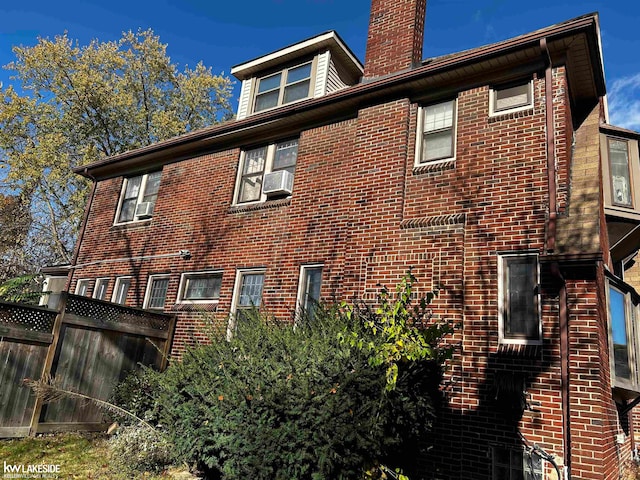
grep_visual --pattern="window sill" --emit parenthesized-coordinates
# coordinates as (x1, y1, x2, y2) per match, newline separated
(171, 302, 219, 312)
(488, 107, 534, 123)
(412, 160, 455, 175)
(110, 219, 152, 231)
(229, 197, 291, 213)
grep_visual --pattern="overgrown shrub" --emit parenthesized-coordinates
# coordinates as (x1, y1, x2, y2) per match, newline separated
(111, 368, 161, 425)
(109, 425, 174, 473)
(154, 272, 454, 479)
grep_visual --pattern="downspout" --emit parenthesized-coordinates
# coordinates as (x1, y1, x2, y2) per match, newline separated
(541, 37, 557, 253)
(552, 262, 571, 477)
(66, 169, 97, 292)
(542, 36, 571, 477)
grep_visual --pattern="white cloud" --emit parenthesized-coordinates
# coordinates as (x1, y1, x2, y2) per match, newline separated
(608, 73, 640, 131)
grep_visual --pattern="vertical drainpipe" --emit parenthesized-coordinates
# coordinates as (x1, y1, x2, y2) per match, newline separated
(65, 169, 97, 292)
(541, 37, 571, 477)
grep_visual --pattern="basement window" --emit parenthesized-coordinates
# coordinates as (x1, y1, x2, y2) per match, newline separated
(492, 446, 542, 480)
(490, 80, 533, 116)
(177, 271, 222, 304)
(144, 275, 171, 310)
(296, 264, 323, 323)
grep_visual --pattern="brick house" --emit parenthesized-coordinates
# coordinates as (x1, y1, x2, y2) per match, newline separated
(60, 0, 640, 478)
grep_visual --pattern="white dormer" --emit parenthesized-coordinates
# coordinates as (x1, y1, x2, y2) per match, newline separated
(231, 31, 363, 120)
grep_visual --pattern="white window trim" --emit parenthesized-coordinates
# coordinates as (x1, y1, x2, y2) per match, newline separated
(75, 279, 91, 296)
(497, 252, 542, 345)
(92, 277, 110, 300)
(251, 58, 317, 114)
(227, 268, 266, 339)
(296, 264, 324, 320)
(233, 139, 298, 206)
(176, 271, 223, 305)
(143, 274, 171, 310)
(111, 276, 133, 305)
(414, 99, 458, 167)
(113, 171, 161, 225)
(489, 80, 534, 116)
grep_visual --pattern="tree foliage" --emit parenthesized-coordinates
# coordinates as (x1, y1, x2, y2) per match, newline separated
(143, 273, 454, 479)
(0, 30, 233, 272)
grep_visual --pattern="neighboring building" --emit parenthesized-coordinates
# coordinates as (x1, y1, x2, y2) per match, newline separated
(63, 0, 640, 478)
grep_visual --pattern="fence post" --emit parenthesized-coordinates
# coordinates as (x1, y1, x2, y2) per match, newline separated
(28, 292, 68, 436)
(159, 314, 177, 371)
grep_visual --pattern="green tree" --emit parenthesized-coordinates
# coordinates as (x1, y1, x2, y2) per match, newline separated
(0, 30, 233, 270)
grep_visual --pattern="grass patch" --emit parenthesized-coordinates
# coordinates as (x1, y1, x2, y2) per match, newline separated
(0, 433, 196, 479)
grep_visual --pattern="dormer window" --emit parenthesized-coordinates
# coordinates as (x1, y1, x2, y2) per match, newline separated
(232, 32, 363, 120)
(254, 62, 313, 112)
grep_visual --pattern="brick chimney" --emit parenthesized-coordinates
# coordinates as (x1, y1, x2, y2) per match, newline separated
(363, 0, 427, 79)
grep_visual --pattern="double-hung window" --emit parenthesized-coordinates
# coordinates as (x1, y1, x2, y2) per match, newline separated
(490, 80, 533, 116)
(145, 275, 171, 310)
(177, 271, 222, 304)
(116, 171, 162, 224)
(254, 62, 313, 112)
(498, 253, 541, 344)
(416, 100, 456, 164)
(235, 139, 298, 204)
(112, 277, 132, 305)
(297, 265, 323, 322)
(93, 278, 110, 301)
(75, 279, 91, 297)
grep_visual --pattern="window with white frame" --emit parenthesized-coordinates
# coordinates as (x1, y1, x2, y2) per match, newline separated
(492, 446, 542, 480)
(93, 278, 110, 301)
(112, 277, 132, 305)
(235, 139, 298, 204)
(608, 138, 633, 207)
(254, 61, 313, 113)
(231, 270, 265, 323)
(115, 171, 162, 224)
(498, 253, 541, 344)
(144, 275, 171, 310)
(490, 80, 533, 116)
(416, 99, 457, 164)
(297, 265, 323, 322)
(75, 279, 91, 297)
(177, 271, 222, 303)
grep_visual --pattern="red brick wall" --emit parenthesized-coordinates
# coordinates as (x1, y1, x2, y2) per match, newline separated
(364, 0, 427, 78)
(69, 66, 623, 478)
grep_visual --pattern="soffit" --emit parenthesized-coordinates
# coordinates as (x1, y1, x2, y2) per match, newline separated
(76, 14, 605, 180)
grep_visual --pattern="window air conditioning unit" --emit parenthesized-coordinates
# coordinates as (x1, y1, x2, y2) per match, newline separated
(135, 201, 154, 218)
(262, 170, 294, 196)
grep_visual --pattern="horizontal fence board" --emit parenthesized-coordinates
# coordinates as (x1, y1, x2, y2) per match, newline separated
(35, 422, 109, 434)
(0, 325, 53, 344)
(0, 426, 31, 437)
(62, 313, 169, 339)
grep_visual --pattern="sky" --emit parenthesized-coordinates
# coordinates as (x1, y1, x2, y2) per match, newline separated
(1, 0, 639, 130)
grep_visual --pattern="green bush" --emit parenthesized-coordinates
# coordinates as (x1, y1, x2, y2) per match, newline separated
(110, 368, 161, 425)
(154, 273, 453, 479)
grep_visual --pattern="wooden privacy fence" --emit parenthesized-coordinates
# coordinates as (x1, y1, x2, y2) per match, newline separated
(0, 293, 175, 438)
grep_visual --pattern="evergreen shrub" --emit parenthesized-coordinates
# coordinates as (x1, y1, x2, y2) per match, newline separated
(154, 273, 454, 479)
